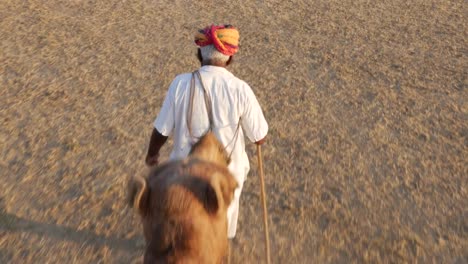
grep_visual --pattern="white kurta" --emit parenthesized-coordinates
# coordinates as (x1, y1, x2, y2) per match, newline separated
(154, 65, 268, 238)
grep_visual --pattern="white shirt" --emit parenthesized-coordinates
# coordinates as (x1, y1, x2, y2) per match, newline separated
(154, 65, 268, 183)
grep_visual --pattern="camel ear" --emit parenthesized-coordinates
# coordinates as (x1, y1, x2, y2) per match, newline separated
(204, 180, 219, 214)
(221, 173, 238, 205)
(211, 171, 238, 208)
(127, 176, 150, 216)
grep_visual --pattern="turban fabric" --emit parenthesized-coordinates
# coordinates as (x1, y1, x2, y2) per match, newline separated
(194, 25, 240, 56)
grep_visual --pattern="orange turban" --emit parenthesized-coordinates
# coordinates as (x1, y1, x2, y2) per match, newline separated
(194, 24, 240, 56)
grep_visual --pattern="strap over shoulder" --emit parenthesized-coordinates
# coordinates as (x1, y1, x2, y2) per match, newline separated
(195, 70, 215, 129)
(186, 70, 241, 160)
(187, 70, 214, 139)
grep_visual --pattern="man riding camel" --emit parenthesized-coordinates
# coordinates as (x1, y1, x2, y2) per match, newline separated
(145, 24, 268, 239)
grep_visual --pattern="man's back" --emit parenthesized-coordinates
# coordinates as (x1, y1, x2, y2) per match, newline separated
(155, 65, 267, 181)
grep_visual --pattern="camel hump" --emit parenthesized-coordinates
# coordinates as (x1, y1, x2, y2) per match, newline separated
(189, 132, 230, 166)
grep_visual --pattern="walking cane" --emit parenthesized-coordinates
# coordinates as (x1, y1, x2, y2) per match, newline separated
(257, 144, 271, 264)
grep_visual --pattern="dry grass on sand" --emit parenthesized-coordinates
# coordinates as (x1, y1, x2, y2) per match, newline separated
(1, 0, 466, 263)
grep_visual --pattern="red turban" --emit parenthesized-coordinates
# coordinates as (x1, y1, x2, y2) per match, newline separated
(194, 25, 240, 56)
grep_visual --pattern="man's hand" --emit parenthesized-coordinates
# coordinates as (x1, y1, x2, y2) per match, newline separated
(145, 153, 159, 167)
(255, 136, 267, 145)
(145, 129, 168, 167)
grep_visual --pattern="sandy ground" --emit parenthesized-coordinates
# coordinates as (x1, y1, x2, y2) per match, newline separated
(1, 0, 467, 263)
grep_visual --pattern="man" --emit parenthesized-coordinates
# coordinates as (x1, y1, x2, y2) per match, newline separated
(145, 24, 268, 239)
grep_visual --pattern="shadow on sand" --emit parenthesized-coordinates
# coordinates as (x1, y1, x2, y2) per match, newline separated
(0, 206, 141, 252)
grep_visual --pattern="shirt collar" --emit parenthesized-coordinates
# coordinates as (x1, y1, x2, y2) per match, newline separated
(199, 65, 233, 76)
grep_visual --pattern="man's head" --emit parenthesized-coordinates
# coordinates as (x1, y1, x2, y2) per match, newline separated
(195, 24, 239, 67)
(198, 45, 231, 66)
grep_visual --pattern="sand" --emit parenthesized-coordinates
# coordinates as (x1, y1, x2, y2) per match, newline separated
(0, 0, 466, 263)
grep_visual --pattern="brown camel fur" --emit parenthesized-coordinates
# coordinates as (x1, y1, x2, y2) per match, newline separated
(128, 132, 238, 264)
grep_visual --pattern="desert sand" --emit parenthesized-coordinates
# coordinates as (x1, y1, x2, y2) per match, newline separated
(1, 0, 466, 263)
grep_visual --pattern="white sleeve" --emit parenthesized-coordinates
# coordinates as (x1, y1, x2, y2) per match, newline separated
(153, 83, 175, 137)
(240, 84, 268, 143)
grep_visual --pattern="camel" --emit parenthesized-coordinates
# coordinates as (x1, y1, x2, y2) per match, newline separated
(128, 132, 237, 263)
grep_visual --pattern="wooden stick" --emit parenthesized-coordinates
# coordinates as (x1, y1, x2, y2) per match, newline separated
(257, 144, 271, 264)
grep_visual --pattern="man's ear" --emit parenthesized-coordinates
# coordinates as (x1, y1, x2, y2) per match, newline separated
(197, 48, 203, 64)
(127, 176, 150, 216)
(226, 56, 233, 66)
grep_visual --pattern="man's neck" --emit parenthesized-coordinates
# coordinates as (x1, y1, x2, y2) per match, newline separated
(201, 61, 227, 68)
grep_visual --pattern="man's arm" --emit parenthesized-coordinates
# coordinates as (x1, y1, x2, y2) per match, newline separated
(145, 128, 168, 166)
(240, 84, 269, 145)
(147, 77, 178, 166)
